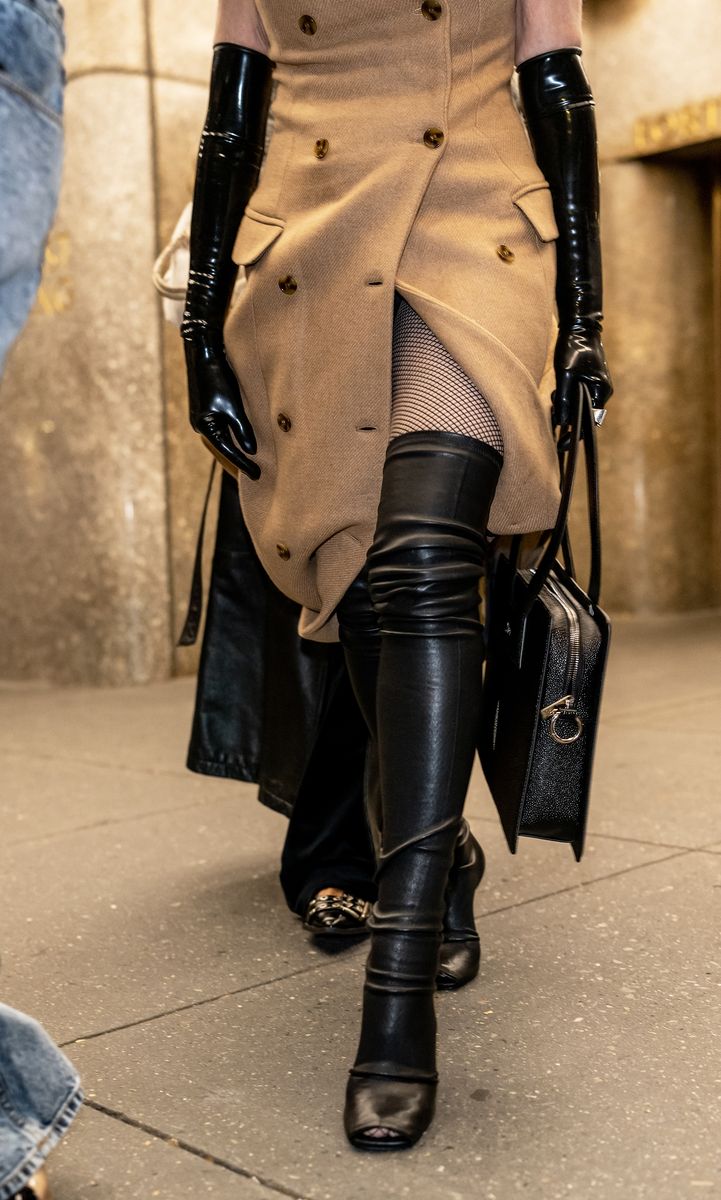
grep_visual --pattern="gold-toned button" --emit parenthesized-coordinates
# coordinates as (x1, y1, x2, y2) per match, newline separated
(277, 412, 292, 432)
(276, 542, 291, 560)
(423, 127, 444, 149)
(314, 138, 330, 159)
(298, 14, 317, 34)
(421, 0, 443, 19)
(278, 274, 298, 295)
(496, 244, 515, 262)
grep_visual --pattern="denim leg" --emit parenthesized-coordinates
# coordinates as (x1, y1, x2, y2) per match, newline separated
(0, 0, 65, 372)
(0, 1005, 82, 1200)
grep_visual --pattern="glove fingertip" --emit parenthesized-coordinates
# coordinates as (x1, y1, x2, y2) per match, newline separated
(241, 459, 261, 482)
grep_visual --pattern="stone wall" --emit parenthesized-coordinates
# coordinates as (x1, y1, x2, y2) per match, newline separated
(0, 1, 215, 685)
(0, 1, 718, 686)
(576, 0, 721, 613)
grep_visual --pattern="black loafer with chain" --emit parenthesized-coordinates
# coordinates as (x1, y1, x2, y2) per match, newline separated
(303, 892, 373, 936)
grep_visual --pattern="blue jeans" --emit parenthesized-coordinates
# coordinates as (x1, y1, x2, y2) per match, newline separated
(0, 1006, 82, 1199)
(0, 0, 65, 373)
(0, 7, 77, 1195)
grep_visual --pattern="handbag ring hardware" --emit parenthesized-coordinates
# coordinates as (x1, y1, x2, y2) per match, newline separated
(541, 694, 584, 744)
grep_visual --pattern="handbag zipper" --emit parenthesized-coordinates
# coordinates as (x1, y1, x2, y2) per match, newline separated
(522, 570, 584, 745)
(545, 577, 580, 700)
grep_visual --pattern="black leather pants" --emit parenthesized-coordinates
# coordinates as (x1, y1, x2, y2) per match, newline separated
(337, 430, 502, 1080)
(279, 660, 377, 916)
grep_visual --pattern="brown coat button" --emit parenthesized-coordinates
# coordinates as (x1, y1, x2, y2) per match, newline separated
(276, 543, 291, 560)
(298, 14, 317, 34)
(421, 0, 443, 18)
(277, 412, 292, 432)
(314, 138, 330, 159)
(423, 127, 444, 149)
(278, 274, 298, 294)
(496, 244, 515, 262)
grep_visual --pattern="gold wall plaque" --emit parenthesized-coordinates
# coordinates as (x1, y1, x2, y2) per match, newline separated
(633, 97, 721, 156)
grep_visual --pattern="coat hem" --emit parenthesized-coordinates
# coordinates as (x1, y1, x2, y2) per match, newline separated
(186, 751, 259, 784)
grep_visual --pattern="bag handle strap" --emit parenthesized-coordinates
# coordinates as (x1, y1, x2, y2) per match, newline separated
(516, 382, 602, 617)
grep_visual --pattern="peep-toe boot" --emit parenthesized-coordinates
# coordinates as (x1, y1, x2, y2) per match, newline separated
(339, 430, 502, 1149)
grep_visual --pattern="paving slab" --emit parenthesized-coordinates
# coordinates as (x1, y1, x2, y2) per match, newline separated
(49, 1104, 285, 1199)
(0, 795, 307, 1043)
(582, 722, 721, 848)
(605, 689, 721, 738)
(0, 677, 197, 774)
(0, 764, 672, 1047)
(0, 753, 238, 847)
(600, 612, 721, 720)
(469, 825, 678, 914)
(62, 851, 719, 1200)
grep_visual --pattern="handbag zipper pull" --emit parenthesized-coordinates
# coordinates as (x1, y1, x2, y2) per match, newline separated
(540, 695, 584, 744)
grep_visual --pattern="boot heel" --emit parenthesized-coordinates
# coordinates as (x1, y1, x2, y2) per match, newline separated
(437, 821, 485, 990)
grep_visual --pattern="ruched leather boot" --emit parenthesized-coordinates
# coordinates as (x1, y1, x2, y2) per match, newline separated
(338, 430, 501, 1149)
(338, 541, 489, 992)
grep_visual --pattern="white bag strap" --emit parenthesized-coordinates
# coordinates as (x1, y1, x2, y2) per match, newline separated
(151, 201, 192, 299)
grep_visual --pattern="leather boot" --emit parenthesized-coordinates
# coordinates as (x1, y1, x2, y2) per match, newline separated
(339, 430, 501, 1149)
(338, 559, 488, 991)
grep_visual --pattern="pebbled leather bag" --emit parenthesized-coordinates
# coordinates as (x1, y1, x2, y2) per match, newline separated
(478, 383, 611, 862)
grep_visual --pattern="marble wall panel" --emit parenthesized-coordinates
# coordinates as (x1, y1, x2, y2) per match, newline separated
(568, 158, 719, 613)
(149, 0, 214, 85)
(64, 0, 146, 78)
(585, 0, 721, 160)
(0, 74, 172, 685)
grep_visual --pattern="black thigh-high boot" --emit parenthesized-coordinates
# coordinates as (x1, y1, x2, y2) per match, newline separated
(340, 430, 502, 1150)
(338, 570, 487, 989)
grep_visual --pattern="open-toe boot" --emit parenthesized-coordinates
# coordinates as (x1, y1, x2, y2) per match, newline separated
(338, 430, 501, 1149)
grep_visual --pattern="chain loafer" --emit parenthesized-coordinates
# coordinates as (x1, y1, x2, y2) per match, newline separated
(303, 891, 372, 936)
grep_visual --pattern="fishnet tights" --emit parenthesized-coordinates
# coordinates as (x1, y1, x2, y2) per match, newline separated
(390, 294, 504, 455)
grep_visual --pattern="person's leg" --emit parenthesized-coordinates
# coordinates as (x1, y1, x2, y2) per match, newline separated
(338, 294, 504, 1148)
(342, 429, 501, 1148)
(338, 564, 487, 985)
(338, 294, 501, 989)
(279, 660, 377, 922)
(0, 1005, 82, 1200)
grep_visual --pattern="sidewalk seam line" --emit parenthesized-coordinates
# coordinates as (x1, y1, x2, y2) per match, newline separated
(473, 847, 692, 921)
(0, 747, 194, 780)
(83, 1100, 312, 1199)
(5, 799, 229, 849)
(60, 849, 691, 1050)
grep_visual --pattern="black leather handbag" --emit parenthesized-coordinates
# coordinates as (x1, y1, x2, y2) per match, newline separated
(478, 384, 611, 862)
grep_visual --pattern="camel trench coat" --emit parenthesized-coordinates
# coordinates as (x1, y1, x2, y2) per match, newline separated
(223, 0, 562, 643)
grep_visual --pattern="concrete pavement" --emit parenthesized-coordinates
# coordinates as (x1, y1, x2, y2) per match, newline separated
(1, 612, 720, 1198)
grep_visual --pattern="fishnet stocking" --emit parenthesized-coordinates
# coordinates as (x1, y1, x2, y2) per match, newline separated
(390, 294, 504, 455)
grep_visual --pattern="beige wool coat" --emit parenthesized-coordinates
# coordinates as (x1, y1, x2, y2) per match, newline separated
(223, 0, 562, 643)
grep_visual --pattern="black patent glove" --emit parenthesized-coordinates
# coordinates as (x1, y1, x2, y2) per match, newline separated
(181, 44, 273, 478)
(553, 322, 613, 429)
(517, 48, 613, 430)
(184, 328, 260, 480)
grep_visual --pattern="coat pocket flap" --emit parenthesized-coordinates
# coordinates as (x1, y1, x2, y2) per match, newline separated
(232, 210, 285, 266)
(512, 183, 559, 242)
